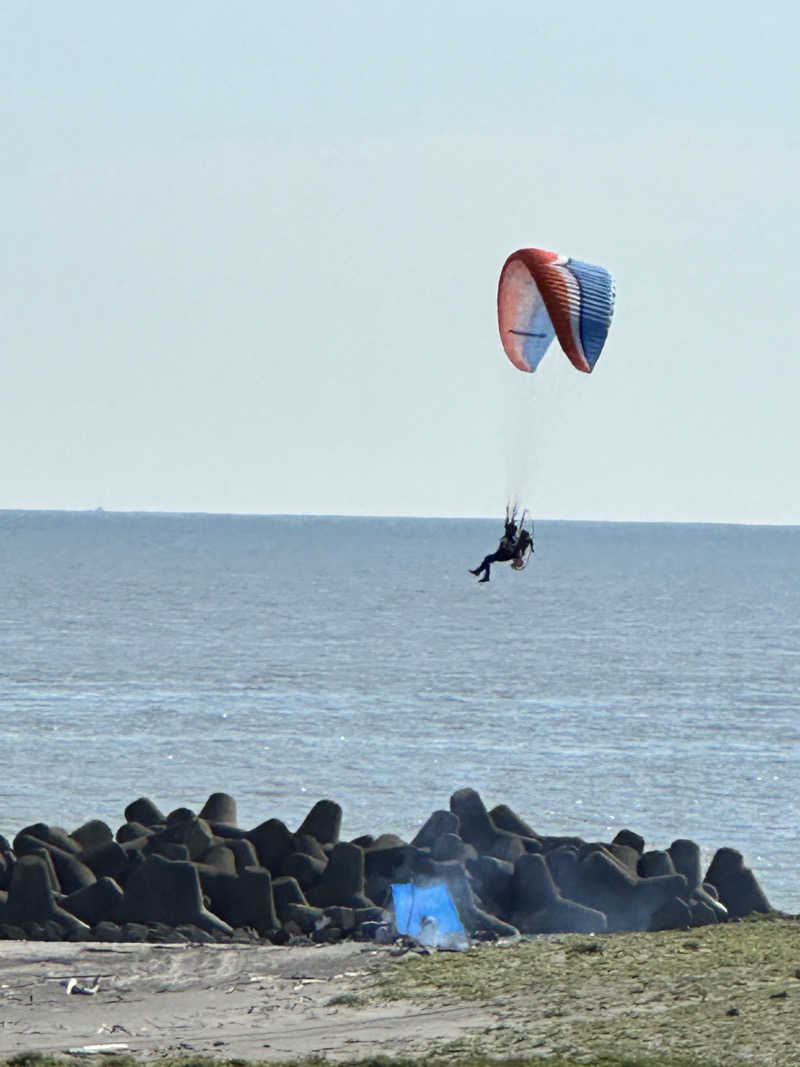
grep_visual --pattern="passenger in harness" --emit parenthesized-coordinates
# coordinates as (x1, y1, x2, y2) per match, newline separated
(510, 525, 534, 569)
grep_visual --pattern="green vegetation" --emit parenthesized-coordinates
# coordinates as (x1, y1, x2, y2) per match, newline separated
(361, 915, 799, 1065)
(372, 914, 799, 1006)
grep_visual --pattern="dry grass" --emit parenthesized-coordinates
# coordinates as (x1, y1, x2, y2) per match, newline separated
(365, 914, 800, 1065)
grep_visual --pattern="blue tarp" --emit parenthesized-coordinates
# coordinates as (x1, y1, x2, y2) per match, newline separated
(391, 882, 464, 942)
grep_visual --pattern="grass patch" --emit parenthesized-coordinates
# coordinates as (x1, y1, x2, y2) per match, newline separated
(326, 991, 365, 1007)
(371, 914, 800, 1006)
(361, 914, 799, 1066)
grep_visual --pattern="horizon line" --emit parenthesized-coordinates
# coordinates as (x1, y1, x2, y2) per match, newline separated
(0, 506, 798, 530)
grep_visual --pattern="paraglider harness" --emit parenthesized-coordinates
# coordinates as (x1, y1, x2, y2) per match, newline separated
(505, 504, 534, 570)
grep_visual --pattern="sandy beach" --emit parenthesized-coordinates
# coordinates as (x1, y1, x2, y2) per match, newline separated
(0, 938, 490, 1061)
(1, 916, 798, 1064)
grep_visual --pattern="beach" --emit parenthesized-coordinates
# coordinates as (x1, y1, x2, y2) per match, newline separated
(1, 915, 798, 1064)
(0, 937, 481, 1061)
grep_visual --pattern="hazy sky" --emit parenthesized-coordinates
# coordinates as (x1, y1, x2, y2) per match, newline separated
(3, 2, 798, 522)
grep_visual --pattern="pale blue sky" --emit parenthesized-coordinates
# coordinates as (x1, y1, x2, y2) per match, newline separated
(3, 2, 798, 521)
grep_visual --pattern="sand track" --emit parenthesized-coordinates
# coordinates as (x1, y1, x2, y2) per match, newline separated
(0, 940, 491, 1060)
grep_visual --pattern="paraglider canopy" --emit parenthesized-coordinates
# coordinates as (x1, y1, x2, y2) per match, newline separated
(497, 247, 615, 374)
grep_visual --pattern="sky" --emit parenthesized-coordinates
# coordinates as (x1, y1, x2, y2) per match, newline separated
(3, 2, 799, 523)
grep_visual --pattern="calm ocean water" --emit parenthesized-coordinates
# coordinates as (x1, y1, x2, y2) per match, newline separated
(1, 511, 797, 912)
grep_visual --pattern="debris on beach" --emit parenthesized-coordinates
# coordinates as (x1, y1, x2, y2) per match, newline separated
(65, 976, 101, 995)
(391, 881, 469, 950)
(66, 1043, 129, 1055)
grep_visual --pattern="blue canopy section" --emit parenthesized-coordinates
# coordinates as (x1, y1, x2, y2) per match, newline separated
(566, 257, 615, 370)
(391, 882, 464, 939)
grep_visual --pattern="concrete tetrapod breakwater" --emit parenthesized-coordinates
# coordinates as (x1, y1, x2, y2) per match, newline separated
(0, 787, 773, 944)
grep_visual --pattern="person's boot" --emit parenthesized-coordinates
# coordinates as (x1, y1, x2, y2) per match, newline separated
(479, 574, 490, 583)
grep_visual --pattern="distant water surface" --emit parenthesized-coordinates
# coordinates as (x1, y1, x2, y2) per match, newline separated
(1, 511, 797, 912)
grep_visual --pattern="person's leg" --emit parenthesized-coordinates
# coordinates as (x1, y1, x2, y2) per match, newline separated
(477, 551, 502, 581)
(470, 553, 493, 577)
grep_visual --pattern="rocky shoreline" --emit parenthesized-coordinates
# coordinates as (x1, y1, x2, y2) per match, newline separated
(0, 787, 774, 945)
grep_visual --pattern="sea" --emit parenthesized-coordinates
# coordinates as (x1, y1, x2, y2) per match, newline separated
(1, 510, 797, 913)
